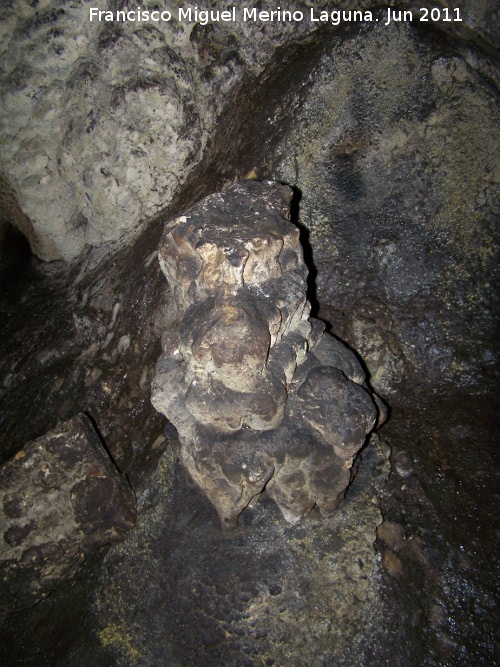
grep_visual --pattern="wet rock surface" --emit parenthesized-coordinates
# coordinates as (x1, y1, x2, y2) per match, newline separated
(280, 34, 500, 393)
(189, 16, 499, 395)
(1, 433, 392, 666)
(0, 1, 496, 264)
(375, 389, 500, 666)
(1, 391, 497, 666)
(92, 435, 391, 667)
(0, 224, 170, 485)
(0, 414, 136, 612)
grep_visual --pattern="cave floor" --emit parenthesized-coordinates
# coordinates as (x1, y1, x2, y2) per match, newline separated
(0, 386, 498, 667)
(0, 246, 498, 666)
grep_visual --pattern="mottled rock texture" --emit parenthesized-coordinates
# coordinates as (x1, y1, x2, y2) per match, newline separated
(0, 2, 496, 399)
(272, 26, 500, 394)
(2, 1, 495, 266)
(0, 0, 339, 262)
(0, 4, 498, 665)
(190, 15, 499, 395)
(0, 414, 136, 611)
(152, 180, 378, 525)
(91, 434, 392, 667)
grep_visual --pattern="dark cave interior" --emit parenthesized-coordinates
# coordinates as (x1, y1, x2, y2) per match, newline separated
(0, 2, 499, 665)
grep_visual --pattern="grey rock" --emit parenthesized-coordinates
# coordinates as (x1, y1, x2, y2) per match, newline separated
(0, 414, 136, 611)
(92, 433, 392, 666)
(0, 0, 341, 262)
(180, 14, 497, 395)
(310, 333, 366, 385)
(267, 23, 500, 393)
(152, 180, 377, 525)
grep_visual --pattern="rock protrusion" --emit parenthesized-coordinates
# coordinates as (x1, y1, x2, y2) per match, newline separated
(0, 415, 136, 611)
(152, 180, 379, 526)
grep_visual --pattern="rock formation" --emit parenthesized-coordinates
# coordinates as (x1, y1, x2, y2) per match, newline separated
(0, 4, 498, 664)
(0, 0, 337, 262)
(0, 415, 136, 611)
(152, 180, 380, 526)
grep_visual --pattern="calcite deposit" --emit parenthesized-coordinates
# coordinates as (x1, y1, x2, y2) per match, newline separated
(152, 180, 380, 526)
(0, 0, 338, 262)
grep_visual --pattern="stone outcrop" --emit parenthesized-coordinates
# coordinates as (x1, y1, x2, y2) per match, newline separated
(271, 24, 500, 393)
(1, 1, 495, 264)
(151, 180, 379, 526)
(189, 16, 499, 395)
(0, 0, 336, 262)
(0, 5, 498, 664)
(0, 414, 136, 611)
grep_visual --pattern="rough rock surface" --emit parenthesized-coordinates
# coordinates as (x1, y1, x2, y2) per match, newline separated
(151, 180, 379, 525)
(0, 5, 497, 665)
(0, 0, 337, 262)
(0, 414, 136, 611)
(1, 1, 495, 264)
(90, 434, 392, 667)
(273, 23, 500, 394)
(189, 16, 499, 395)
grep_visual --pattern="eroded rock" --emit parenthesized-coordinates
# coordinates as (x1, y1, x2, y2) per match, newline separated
(0, 0, 340, 262)
(152, 180, 379, 526)
(0, 414, 136, 611)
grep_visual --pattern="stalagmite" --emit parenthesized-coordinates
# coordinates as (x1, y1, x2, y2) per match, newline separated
(152, 180, 380, 527)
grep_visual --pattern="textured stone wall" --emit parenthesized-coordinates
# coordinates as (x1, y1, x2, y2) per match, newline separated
(181, 13, 499, 394)
(272, 23, 500, 393)
(0, 0, 336, 262)
(0, 4, 496, 482)
(0, 6, 497, 662)
(1, 1, 496, 263)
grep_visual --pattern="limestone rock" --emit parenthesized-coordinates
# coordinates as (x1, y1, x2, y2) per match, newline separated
(0, 414, 136, 611)
(0, 0, 338, 262)
(152, 180, 378, 526)
(3, 1, 492, 265)
(268, 22, 500, 393)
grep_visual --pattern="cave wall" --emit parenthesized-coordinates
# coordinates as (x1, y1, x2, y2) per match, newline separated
(178, 14, 499, 395)
(0, 4, 498, 662)
(0, 2, 498, 467)
(0, 1, 497, 266)
(0, 0, 343, 262)
(272, 23, 499, 393)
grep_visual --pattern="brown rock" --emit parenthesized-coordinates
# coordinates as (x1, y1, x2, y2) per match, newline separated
(0, 415, 136, 611)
